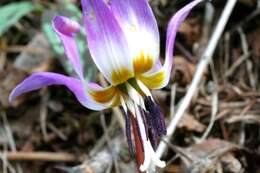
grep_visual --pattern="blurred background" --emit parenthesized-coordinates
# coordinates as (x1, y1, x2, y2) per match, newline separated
(0, 0, 260, 173)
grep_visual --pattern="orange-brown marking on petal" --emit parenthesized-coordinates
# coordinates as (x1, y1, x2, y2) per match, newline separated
(138, 71, 165, 89)
(111, 68, 133, 86)
(110, 94, 121, 107)
(134, 51, 154, 74)
(89, 86, 118, 104)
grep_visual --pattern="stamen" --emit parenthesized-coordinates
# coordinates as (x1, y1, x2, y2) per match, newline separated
(149, 128, 158, 150)
(120, 96, 135, 157)
(134, 105, 145, 152)
(144, 109, 159, 149)
(144, 96, 167, 136)
(123, 110, 134, 157)
(147, 141, 166, 168)
(135, 103, 166, 172)
(124, 81, 166, 171)
(140, 140, 152, 171)
(140, 140, 166, 172)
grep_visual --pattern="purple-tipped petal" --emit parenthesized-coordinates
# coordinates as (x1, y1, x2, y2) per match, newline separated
(109, 0, 160, 73)
(53, 16, 80, 36)
(52, 16, 84, 80)
(138, 0, 202, 89)
(81, 0, 134, 85)
(163, 0, 203, 86)
(9, 72, 106, 110)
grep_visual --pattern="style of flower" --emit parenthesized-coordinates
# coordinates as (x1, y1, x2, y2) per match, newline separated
(9, 0, 202, 172)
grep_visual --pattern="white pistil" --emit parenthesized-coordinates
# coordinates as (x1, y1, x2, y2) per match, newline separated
(134, 103, 166, 172)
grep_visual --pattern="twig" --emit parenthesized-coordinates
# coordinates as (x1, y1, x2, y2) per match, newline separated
(175, 41, 193, 61)
(79, 136, 124, 173)
(156, 0, 238, 158)
(170, 83, 177, 119)
(98, 73, 125, 131)
(224, 52, 251, 77)
(0, 153, 16, 173)
(0, 152, 84, 162)
(89, 115, 117, 156)
(47, 123, 68, 141)
(100, 113, 120, 173)
(199, 91, 218, 142)
(230, 5, 260, 33)
(1, 111, 23, 173)
(0, 46, 46, 54)
(226, 114, 260, 124)
(237, 27, 255, 89)
(40, 89, 49, 141)
(199, 60, 219, 142)
(197, 1, 215, 57)
(1, 111, 16, 151)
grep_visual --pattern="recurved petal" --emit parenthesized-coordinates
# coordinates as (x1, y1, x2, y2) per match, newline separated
(163, 0, 202, 87)
(87, 85, 121, 107)
(52, 16, 84, 80)
(9, 72, 108, 110)
(81, 0, 134, 85)
(109, 0, 160, 74)
(138, 0, 202, 89)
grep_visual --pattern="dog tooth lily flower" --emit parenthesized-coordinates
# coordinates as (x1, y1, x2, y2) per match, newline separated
(9, 0, 202, 172)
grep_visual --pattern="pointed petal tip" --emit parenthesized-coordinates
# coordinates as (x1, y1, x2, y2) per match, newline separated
(8, 90, 16, 103)
(52, 16, 81, 36)
(9, 83, 28, 103)
(148, 0, 203, 89)
(7, 72, 108, 111)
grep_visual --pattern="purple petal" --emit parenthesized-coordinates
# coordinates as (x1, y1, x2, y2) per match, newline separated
(9, 72, 106, 110)
(139, 0, 202, 89)
(109, 0, 160, 70)
(109, 0, 158, 34)
(163, 0, 203, 86)
(81, 0, 134, 85)
(52, 16, 84, 80)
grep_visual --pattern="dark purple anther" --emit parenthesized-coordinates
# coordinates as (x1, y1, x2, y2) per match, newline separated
(123, 110, 134, 157)
(149, 128, 158, 149)
(144, 96, 167, 136)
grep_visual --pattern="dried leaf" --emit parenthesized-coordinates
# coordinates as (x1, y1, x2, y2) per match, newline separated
(179, 139, 241, 173)
(171, 56, 197, 85)
(178, 113, 206, 133)
(178, 19, 201, 45)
